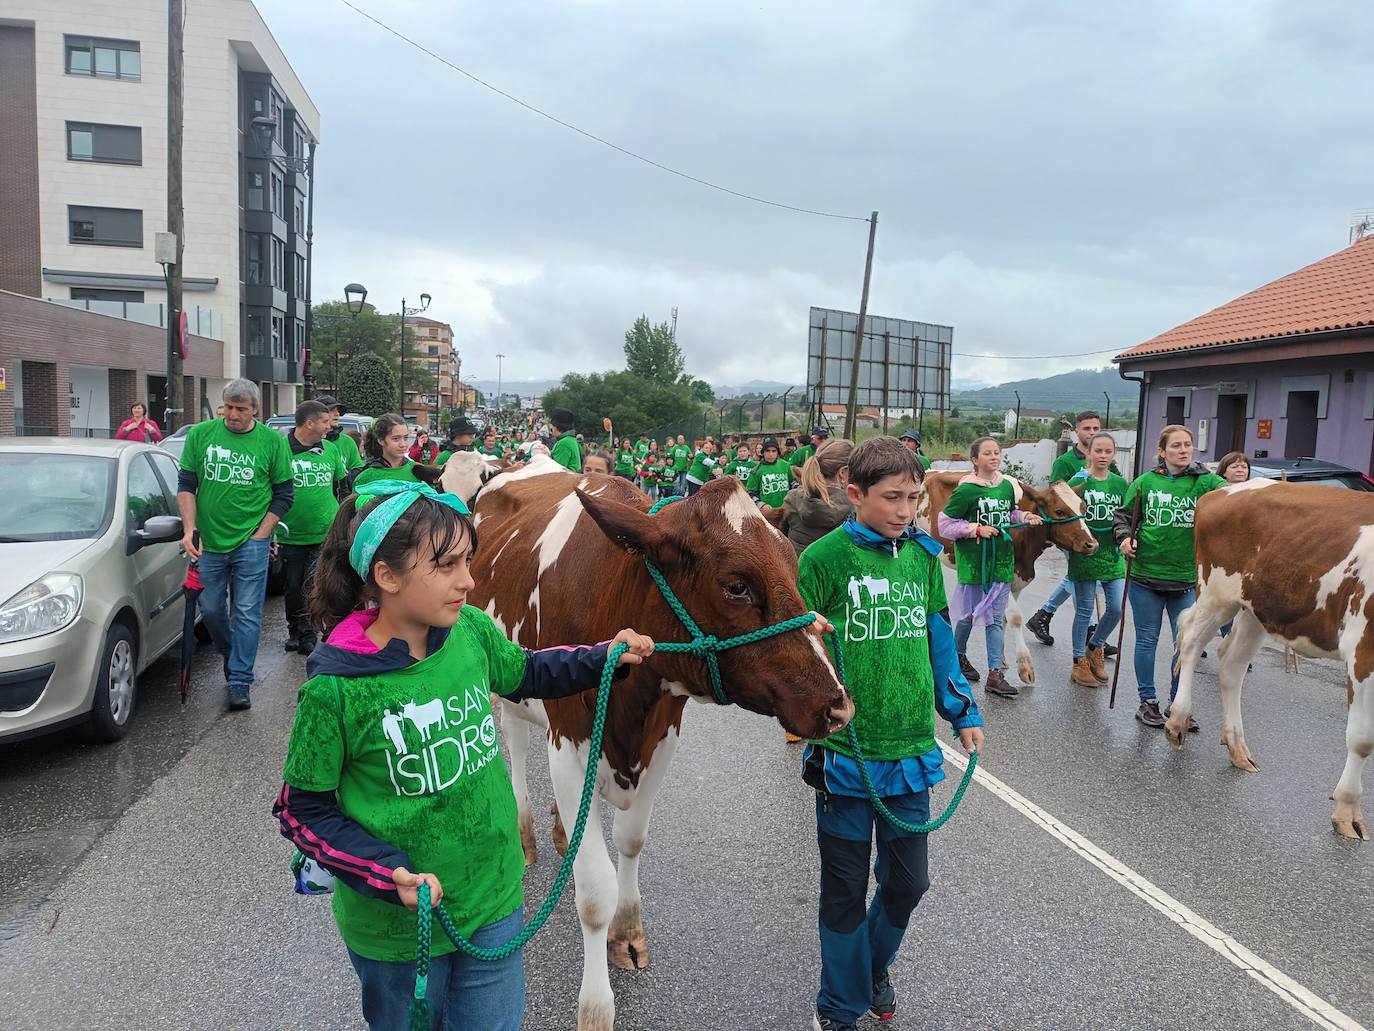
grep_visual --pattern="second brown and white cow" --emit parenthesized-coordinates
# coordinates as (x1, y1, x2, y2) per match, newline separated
(919, 471, 1098, 683)
(451, 455, 853, 1030)
(1167, 480, 1373, 840)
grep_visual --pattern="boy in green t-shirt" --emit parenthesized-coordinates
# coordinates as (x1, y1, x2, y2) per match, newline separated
(798, 436, 983, 1031)
(177, 380, 294, 710)
(548, 408, 582, 472)
(671, 434, 692, 493)
(745, 437, 796, 509)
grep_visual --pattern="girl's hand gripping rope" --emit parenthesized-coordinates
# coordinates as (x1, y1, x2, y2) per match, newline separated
(609, 629, 655, 667)
(392, 867, 443, 912)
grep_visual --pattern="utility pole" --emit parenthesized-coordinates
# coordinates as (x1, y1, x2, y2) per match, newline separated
(1103, 390, 1111, 430)
(398, 298, 407, 415)
(1014, 389, 1022, 440)
(495, 353, 506, 415)
(165, 0, 185, 432)
(843, 211, 879, 440)
(670, 305, 678, 341)
(302, 141, 316, 398)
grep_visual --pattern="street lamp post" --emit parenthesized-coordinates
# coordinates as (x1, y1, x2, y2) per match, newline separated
(495, 353, 506, 417)
(398, 293, 432, 417)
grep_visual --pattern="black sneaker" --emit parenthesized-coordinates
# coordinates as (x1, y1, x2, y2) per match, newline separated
(1135, 700, 1165, 727)
(283, 633, 300, 652)
(868, 970, 896, 1021)
(227, 686, 252, 711)
(957, 652, 981, 683)
(297, 634, 317, 657)
(1103, 643, 1119, 659)
(1027, 608, 1054, 646)
(812, 1017, 856, 1031)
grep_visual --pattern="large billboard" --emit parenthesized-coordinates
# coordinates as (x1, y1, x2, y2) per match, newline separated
(806, 306, 952, 420)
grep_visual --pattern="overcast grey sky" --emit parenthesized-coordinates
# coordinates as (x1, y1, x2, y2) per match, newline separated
(257, 0, 1372, 389)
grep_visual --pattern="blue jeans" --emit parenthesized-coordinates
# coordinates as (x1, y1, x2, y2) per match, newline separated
(815, 792, 929, 1025)
(1071, 578, 1124, 658)
(197, 536, 270, 692)
(1042, 573, 1073, 614)
(1128, 582, 1195, 703)
(347, 908, 524, 1031)
(954, 610, 1005, 670)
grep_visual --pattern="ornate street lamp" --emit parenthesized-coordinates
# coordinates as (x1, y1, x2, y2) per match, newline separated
(345, 282, 368, 315)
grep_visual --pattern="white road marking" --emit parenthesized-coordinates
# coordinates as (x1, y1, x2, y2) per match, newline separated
(938, 742, 1368, 1031)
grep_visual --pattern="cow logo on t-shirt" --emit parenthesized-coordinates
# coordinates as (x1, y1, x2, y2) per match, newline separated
(1083, 488, 1119, 523)
(379, 683, 499, 796)
(203, 443, 257, 484)
(976, 494, 1012, 528)
(842, 575, 929, 643)
(1145, 489, 1196, 528)
(292, 454, 333, 489)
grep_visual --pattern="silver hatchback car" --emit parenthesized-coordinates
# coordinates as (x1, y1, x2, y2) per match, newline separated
(0, 439, 190, 743)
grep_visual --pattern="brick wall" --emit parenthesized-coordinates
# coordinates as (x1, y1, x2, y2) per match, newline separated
(0, 26, 41, 297)
(109, 368, 139, 432)
(0, 290, 224, 436)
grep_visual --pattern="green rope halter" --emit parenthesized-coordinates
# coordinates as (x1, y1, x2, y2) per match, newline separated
(977, 510, 1087, 590)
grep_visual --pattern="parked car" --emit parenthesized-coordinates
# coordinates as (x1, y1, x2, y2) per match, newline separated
(265, 413, 374, 438)
(1246, 457, 1374, 491)
(0, 439, 192, 743)
(158, 423, 192, 460)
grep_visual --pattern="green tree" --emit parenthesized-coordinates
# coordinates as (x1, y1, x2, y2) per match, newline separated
(339, 352, 398, 417)
(683, 376, 714, 403)
(310, 300, 435, 396)
(543, 370, 702, 439)
(623, 315, 684, 382)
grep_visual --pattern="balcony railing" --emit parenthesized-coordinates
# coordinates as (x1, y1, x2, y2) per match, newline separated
(48, 298, 224, 341)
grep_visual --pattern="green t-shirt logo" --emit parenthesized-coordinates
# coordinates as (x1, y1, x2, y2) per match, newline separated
(292, 455, 334, 489)
(205, 443, 259, 483)
(1145, 489, 1196, 528)
(976, 495, 1012, 527)
(842, 575, 929, 643)
(1083, 487, 1117, 523)
(760, 471, 789, 497)
(381, 682, 501, 797)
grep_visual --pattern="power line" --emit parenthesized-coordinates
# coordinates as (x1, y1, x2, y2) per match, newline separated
(950, 346, 1122, 360)
(336, 0, 870, 223)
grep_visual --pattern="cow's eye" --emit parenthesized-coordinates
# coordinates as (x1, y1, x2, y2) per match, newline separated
(724, 581, 751, 602)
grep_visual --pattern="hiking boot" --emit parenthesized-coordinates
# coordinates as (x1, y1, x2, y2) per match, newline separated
(958, 652, 981, 683)
(283, 632, 300, 652)
(1135, 700, 1165, 727)
(1027, 608, 1054, 646)
(984, 669, 1018, 697)
(297, 634, 317, 657)
(785, 732, 803, 743)
(812, 1017, 856, 1031)
(1086, 645, 1108, 682)
(868, 970, 896, 1021)
(227, 686, 252, 712)
(1071, 656, 1100, 687)
(1103, 643, 1119, 659)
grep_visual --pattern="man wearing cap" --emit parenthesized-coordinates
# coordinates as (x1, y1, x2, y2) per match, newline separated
(437, 416, 480, 464)
(549, 408, 582, 471)
(790, 426, 831, 468)
(316, 395, 364, 471)
(900, 428, 931, 472)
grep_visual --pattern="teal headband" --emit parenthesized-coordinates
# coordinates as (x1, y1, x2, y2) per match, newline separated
(348, 479, 471, 579)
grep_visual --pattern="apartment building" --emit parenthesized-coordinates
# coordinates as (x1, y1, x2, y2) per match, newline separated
(0, 0, 318, 434)
(404, 316, 459, 430)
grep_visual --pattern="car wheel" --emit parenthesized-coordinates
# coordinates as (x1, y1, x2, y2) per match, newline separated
(89, 624, 137, 742)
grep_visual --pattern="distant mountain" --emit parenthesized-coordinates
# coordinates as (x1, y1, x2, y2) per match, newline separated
(468, 378, 561, 400)
(952, 367, 1138, 414)
(714, 379, 805, 398)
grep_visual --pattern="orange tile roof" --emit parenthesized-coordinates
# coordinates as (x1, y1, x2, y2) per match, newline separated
(1116, 235, 1374, 361)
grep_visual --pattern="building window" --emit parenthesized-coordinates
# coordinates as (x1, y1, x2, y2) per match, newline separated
(68, 205, 142, 246)
(270, 93, 283, 144)
(247, 172, 264, 210)
(271, 238, 285, 289)
(271, 315, 285, 359)
(66, 122, 141, 164)
(270, 172, 284, 218)
(295, 319, 306, 356)
(246, 234, 266, 284)
(71, 287, 144, 303)
(247, 312, 267, 355)
(294, 255, 306, 295)
(293, 197, 304, 233)
(65, 36, 141, 80)
(294, 129, 306, 158)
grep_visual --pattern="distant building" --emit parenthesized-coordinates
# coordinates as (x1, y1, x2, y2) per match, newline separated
(403, 316, 456, 429)
(1115, 236, 1374, 473)
(1004, 408, 1058, 435)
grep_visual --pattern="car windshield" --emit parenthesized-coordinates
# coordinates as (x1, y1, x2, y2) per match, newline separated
(0, 454, 117, 542)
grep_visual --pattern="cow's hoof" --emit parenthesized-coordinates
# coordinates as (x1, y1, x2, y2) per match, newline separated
(1225, 743, 1260, 773)
(577, 997, 616, 1031)
(1164, 718, 1187, 749)
(1015, 654, 1036, 685)
(1331, 801, 1369, 841)
(607, 926, 650, 970)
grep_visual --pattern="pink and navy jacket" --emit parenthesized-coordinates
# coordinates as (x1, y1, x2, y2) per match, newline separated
(272, 610, 622, 905)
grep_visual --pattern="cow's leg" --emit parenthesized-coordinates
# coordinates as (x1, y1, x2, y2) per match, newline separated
(1333, 661, 1373, 841)
(548, 738, 618, 1031)
(552, 803, 569, 857)
(1007, 579, 1035, 685)
(607, 727, 679, 971)
(1213, 611, 1266, 772)
(501, 701, 538, 866)
(1164, 591, 1239, 748)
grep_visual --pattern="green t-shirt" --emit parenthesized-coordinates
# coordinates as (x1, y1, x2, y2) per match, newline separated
(746, 459, 794, 508)
(1050, 446, 1120, 484)
(1066, 471, 1128, 582)
(1121, 469, 1227, 583)
(614, 449, 636, 476)
(686, 450, 718, 484)
(790, 443, 815, 467)
(799, 527, 946, 761)
(550, 433, 582, 472)
(332, 432, 365, 471)
(657, 461, 677, 488)
(724, 459, 756, 480)
(281, 438, 348, 546)
(282, 607, 529, 962)
(671, 443, 691, 472)
(478, 444, 504, 460)
(633, 439, 651, 460)
(179, 419, 292, 553)
(638, 457, 660, 484)
(943, 478, 1017, 585)
(352, 460, 423, 490)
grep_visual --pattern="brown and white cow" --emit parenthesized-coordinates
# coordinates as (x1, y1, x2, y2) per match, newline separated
(918, 472, 1098, 684)
(448, 455, 853, 1030)
(1167, 480, 1373, 840)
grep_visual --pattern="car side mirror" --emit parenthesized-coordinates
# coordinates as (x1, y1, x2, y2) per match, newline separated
(133, 514, 184, 551)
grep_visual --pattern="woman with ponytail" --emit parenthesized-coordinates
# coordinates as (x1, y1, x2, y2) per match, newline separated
(780, 437, 855, 554)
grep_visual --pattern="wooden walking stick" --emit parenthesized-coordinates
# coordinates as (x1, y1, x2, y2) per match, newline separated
(1109, 489, 1144, 709)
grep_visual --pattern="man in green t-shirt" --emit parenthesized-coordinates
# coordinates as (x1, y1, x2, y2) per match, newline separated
(280, 400, 348, 656)
(899, 429, 931, 473)
(671, 434, 691, 493)
(317, 395, 364, 471)
(548, 407, 582, 472)
(790, 426, 829, 468)
(797, 435, 983, 1030)
(632, 432, 651, 461)
(177, 379, 294, 710)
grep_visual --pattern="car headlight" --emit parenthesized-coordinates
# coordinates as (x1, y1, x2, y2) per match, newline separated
(0, 573, 84, 645)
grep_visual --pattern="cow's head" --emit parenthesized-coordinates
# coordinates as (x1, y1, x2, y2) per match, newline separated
(1021, 480, 1097, 554)
(574, 478, 853, 739)
(439, 451, 502, 507)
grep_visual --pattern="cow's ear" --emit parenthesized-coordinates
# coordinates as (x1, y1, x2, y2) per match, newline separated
(575, 489, 667, 557)
(762, 506, 786, 530)
(412, 463, 445, 487)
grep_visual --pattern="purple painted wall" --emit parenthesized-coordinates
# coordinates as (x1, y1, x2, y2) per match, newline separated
(1138, 351, 1374, 473)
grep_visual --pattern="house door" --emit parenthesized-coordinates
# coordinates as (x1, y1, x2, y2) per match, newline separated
(1285, 391, 1319, 459)
(147, 375, 168, 429)
(1214, 394, 1248, 456)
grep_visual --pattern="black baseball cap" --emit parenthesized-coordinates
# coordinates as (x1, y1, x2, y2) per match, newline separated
(900, 429, 922, 445)
(316, 394, 345, 413)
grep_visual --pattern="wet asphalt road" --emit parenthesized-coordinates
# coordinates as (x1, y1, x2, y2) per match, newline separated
(0, 562, 1370, 1031)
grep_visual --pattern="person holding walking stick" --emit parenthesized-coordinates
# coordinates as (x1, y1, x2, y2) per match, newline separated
(1111, 425, 1226, 728)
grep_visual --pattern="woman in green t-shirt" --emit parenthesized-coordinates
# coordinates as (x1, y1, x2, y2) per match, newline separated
(744, 438, 795, 508)
(1114, 424, 1227, 729)
(1067, 433, 1128, 687)
(614, 438, 636, 480)
(938, 436, 1042, 698)
(348, 413, 425, 491)
(273, 481, 653, 1030)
